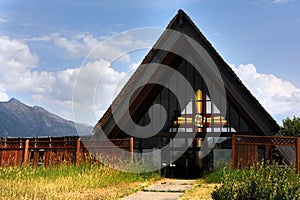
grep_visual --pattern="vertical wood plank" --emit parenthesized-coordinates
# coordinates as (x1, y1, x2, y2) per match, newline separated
(96, 152, 99, 165)
(76, 138, 81, 166)
(255, 145, 258, 169)
(130, 137, 134, 162)
(265, 145, 271, 161)
(232, 134, 236, 170)
(2, 150, 6, 166)
(241, 145, 246, 168)
(49, 150, 53, 167)
(44, 151, 49, 167)
(23, 139, 30, 166)
(18, 150, 23, 166)
(33, 150, 39, 168)
(14, 150, 18, 166)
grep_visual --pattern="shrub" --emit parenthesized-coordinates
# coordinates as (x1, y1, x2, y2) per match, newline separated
(202, 162, 232, 183)
(211, 162, 300, 200)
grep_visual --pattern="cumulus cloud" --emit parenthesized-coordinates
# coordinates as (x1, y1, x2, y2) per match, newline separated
(230, 64, 300, 119)
(53, 33, 131, 62)
(0, 36, 39, 72)
(0, 35, 129, 125)
(52, 31, 158, 63)
(6, 31, 299, 125)
(73, 60, 128, 124)
(0, 84, 9, 101)
(28, 59, 127, 124)
(0, 30, 162, 125)
(0, 35, 43, 95)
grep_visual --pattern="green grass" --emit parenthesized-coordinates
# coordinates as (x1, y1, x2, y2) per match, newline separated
(182, 162, 300, 200)
(0, 163, 160, 200)
(210, 162, 300, 200)
(181, 179, 219, 200)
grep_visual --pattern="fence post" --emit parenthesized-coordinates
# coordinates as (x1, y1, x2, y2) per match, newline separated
(130, 137, 134, 161)
(76, 138, 81, 166)
(232, 134, 236, 170)
(23, 139, 30, 166)
(265, 145, 271, 161)
(296, 137, 300, 174)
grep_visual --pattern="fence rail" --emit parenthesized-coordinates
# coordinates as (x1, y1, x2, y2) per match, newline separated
(232, 134, 300, 173)
(0, 137, 133, 167)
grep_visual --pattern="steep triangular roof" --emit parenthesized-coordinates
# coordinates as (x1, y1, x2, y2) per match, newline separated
(94, 9, 280, 138)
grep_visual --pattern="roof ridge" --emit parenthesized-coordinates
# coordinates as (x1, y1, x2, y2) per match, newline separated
(94, 10, 279, 136)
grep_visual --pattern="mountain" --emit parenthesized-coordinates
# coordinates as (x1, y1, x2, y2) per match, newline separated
(0, 98, 93, 137)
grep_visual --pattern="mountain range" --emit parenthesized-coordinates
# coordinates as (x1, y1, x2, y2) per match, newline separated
(0, 98, 93, 137)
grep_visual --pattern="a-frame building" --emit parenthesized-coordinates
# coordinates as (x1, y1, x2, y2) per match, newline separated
(94, 10, 280, 178)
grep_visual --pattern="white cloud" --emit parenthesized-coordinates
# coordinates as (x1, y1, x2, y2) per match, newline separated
(0, 17, 8, 23)
(272, 0, 289, 4)
(0, 36, 39, 72)
(129, 62, 140, 71)
(76, 59, 127, 124)
(28, 36, 52, 42)
(1, 34, 299, 125)
(53, 33, 131, 62)
(0, 84, 9, 101)
(258, 0, 292, 5)
(0, 35, 129, 124)
(52, 31, 158, 63)
(4, 58, 126, 125)
(230, 64, 300, 119)
(16, 30, 300, 127)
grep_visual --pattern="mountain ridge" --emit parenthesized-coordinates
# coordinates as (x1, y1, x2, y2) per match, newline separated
(0, 98, 93, 137)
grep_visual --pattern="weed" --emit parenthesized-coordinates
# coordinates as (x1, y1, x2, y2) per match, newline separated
(211, 161, 300, 200)
(0, 163, 160, 199)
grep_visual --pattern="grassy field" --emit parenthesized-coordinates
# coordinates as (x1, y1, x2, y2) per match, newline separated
(5, 162, 296, 199)
(0, 164, 160, 200)
(181, 162, 300, 200)
(181, 179, 219, 200)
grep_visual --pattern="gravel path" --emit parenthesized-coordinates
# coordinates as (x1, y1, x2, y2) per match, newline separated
(122, 179, 196, 200)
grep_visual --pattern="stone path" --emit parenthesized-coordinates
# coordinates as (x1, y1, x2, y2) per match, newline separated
(123, 179, 196, 200)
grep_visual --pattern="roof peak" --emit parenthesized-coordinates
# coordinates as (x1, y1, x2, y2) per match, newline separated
(177, 9, 185, 14)
(167, 9, 196, 31)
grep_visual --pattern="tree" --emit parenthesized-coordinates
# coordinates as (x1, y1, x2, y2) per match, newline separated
(281, 116, 300, 136)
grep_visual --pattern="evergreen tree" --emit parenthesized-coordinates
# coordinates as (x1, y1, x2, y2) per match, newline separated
(281, 116, 300, 136)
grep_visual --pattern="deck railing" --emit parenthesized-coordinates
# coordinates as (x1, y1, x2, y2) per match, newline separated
(0, 137, 133, 167)
(232, 134, 300, 173)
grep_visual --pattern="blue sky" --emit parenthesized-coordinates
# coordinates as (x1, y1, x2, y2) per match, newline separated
(0, 0, 299, 125)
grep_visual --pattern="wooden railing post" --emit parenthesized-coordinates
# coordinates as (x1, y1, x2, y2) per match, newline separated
(23, 139, 30, 166)
(130, 137, 134, 161)
(129, 137, 133, 161)
(76, 138, 81, 166)
(296, 137, 300, 174)
(232, 134, 236, 170)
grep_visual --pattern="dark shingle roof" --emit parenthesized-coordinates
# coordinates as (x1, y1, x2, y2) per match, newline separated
(94, 9, 280, 137)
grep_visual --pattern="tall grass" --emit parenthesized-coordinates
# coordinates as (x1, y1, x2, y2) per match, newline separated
(209, 161, 300, 200)
(0, 163, 160, 200)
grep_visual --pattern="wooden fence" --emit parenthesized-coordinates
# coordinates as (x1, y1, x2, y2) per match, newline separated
(0, 137, 133, 167)
(232, 134, 300, 173)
